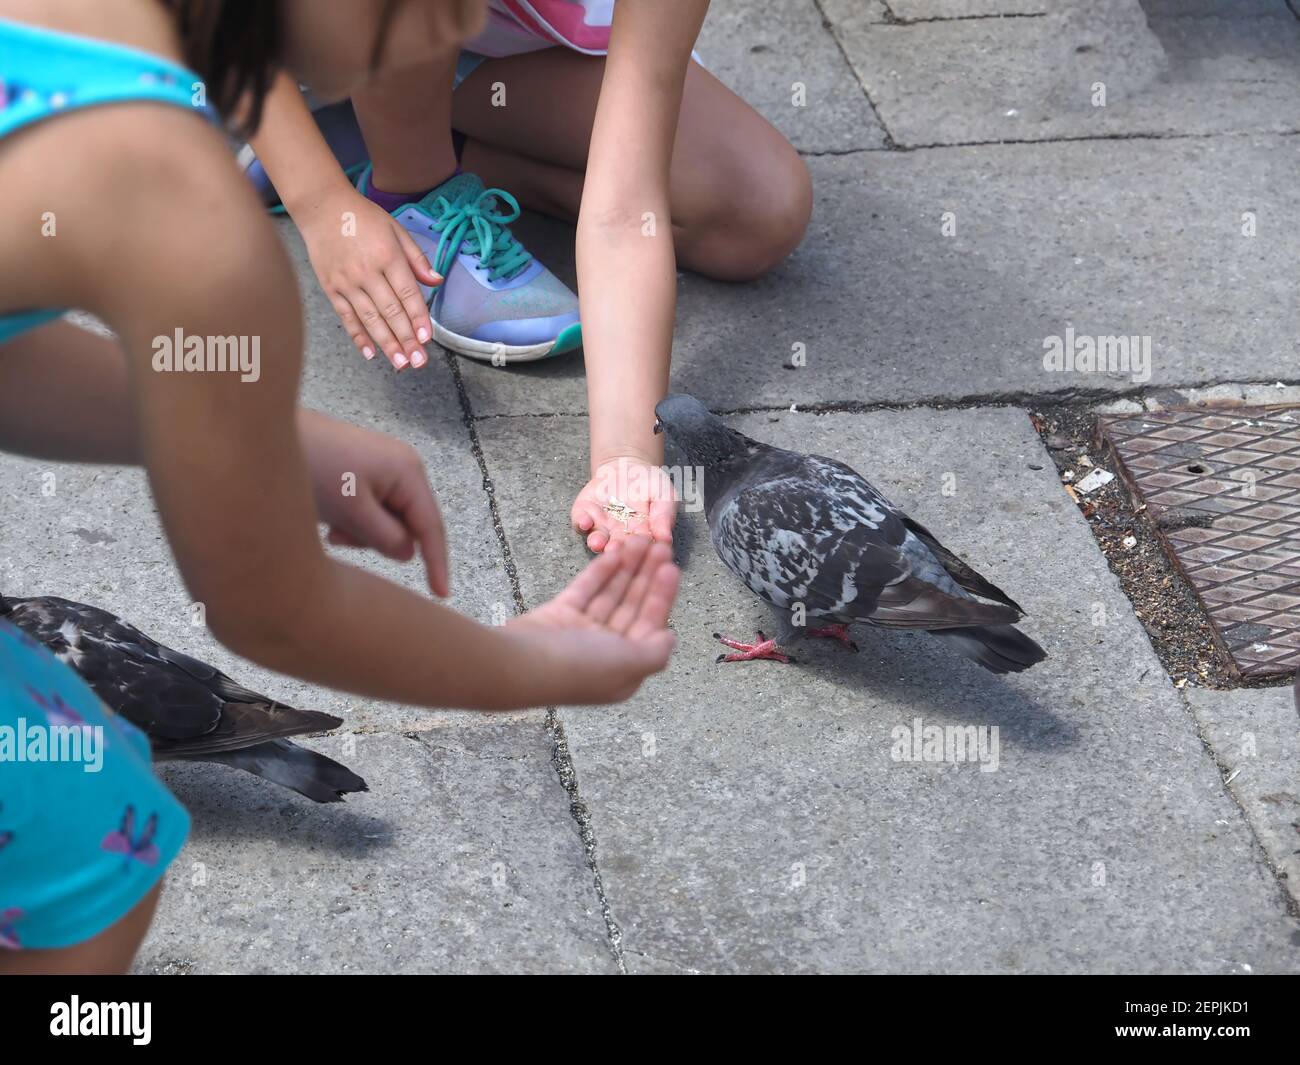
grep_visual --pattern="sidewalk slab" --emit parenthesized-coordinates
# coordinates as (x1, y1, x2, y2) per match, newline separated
(136, 727, 614, 974)
(1183, 685, 1300, 907)
(822, 0, 1300, 146)
(457, 136, 1300, 417)
(476, 405, 1299, 972)
(696, 0, 887, 153)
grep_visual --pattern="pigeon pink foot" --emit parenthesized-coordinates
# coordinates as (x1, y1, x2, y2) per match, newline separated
(713, 631, 792, 664)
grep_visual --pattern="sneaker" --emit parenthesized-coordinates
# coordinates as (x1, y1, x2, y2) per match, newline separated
(358, 165, 582, 364)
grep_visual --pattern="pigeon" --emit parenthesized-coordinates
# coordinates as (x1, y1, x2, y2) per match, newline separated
(653, 394, 1046, 674)
(0, 593, 367, 802)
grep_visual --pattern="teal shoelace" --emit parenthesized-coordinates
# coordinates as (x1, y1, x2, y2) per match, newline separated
(429, 186, 533, 282)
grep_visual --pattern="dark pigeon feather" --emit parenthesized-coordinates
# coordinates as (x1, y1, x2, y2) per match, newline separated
(0, 593, 367, 801)
(654, 394, 1046, 673)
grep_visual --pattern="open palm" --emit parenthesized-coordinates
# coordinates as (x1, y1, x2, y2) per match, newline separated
(507, 537, 680, 703)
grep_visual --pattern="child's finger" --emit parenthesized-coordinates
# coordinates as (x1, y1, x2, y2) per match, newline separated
(627, 559, 681, 642)
(587, 528, 610, 552)
(607, 541, 669, 635)
(586, 535, 650, 623)
(570, 498, 601, 534)
(348, 289, 409, 369)
(557, 545, 625, 609)
(392, 222, 443, 289)
(649, 501, 675, 544)
(383, 258, 435, 351)
(365, 276, 426, 369)
(326, 527, 364, 548)
(353, 494, 416, 561)
(392, 482, 451, 598)
(328, 294, 379, 361)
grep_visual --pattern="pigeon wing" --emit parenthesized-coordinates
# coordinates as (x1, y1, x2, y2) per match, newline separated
(11, 597, 228, 742)
(898, 514, 1024, 615)
(150, 643, 275, 705)
(155, 701, 345, 760)
(712, 456, 1019, 630)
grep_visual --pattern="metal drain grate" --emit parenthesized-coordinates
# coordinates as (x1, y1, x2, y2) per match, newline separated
(1098, 405, 1300, 681)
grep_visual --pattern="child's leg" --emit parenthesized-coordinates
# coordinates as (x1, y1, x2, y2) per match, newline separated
(452, 50, 812, 282)
(0, 884, 163, 975)
(0, 622, 188, 975)
(350, 48, 461, 194)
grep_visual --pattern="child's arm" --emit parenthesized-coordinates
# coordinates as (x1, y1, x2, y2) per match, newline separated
(569, 0, 710, 553)
(0, 323, 446, 597)
(249, 74, 440, 370)
(24, 112, 676, 712)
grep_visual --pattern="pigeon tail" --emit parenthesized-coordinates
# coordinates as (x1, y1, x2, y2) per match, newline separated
(202, 739, 368, 803)
(928, 624, 1047, 675)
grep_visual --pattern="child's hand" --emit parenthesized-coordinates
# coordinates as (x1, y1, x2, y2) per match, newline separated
(571, 456, 678, 553)
(298, 411, 450, 597)
(297, 186, 442, 370)
(506, 536, 679, 704)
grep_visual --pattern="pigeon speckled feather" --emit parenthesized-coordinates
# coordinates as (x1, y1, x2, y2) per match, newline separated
(654, 394, 1046, 673)
(0, 593, 367, 801)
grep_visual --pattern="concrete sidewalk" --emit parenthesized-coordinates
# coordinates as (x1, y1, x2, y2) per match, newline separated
(4, 0, 1298, 972)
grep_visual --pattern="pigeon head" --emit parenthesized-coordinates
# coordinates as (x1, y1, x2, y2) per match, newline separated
(654, 394, 751, 466)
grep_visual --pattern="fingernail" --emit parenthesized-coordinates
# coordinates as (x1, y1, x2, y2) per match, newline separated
(417, 326, 430, 343)
(362, 346, 375, 360)
(393, 353, 409, 370)
(410, 350, 426, 368)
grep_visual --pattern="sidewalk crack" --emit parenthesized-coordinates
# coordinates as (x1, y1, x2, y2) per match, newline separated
(813, 0, 900, 150)
(881, 9, 1047, 25)
(442, 349, 628, 973)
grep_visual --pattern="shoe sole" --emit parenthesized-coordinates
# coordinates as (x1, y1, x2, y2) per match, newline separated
(431, 319, 583, 364)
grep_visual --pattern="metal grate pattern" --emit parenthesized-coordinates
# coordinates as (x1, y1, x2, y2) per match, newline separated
(1099, 406, 1300, 681)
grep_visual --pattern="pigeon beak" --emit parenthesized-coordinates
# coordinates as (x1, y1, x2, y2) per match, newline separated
(653, 416, 664, 435)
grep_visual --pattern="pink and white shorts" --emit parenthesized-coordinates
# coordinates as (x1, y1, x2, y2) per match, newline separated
(455, 0, 702, 87)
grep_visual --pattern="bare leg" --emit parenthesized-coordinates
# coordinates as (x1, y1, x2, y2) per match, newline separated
(351, 48, 461, 192)
(452, 51, 811, 281)
(461, 137, 584, 224)
(0, 882, 163, 975)
(0, 321, 134, 463)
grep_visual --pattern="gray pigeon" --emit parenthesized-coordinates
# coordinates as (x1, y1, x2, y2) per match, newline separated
(0, 593, 367, 802)
(654, 394, 1046, 673)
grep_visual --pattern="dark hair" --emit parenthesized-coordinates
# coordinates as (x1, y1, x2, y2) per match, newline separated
(159, 0, 403, 138)
(159, 0, 283, 137)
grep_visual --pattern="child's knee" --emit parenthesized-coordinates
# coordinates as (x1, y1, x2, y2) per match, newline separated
(749, 148, 812, 274)
(686, 142, 812, 282)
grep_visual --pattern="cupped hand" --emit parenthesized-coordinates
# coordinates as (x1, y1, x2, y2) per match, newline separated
(570, 456, 678, 553)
